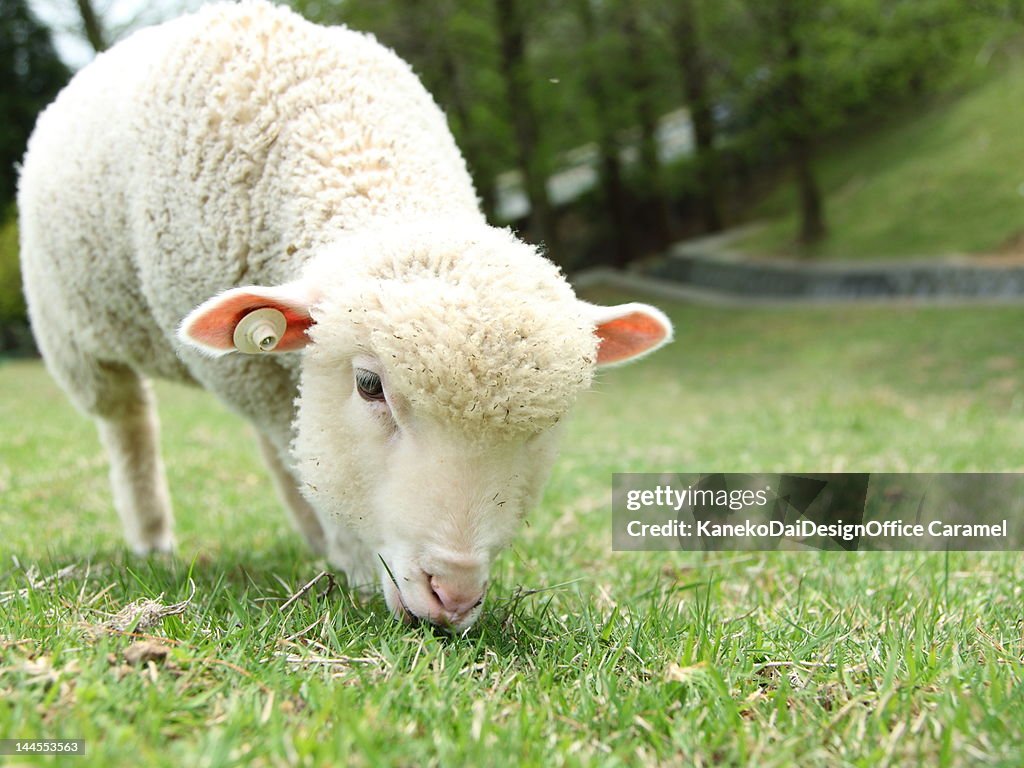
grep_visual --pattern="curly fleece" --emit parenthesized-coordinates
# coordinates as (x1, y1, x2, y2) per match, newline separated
(303, 222, 597, 436)
(18, 0, 595, 445)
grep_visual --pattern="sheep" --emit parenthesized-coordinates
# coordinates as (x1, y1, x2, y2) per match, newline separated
(18, 0, 673, 630)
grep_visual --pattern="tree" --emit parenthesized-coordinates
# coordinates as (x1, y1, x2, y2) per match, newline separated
(0, 0, 70, 208)
(672, 0, 724, 232)
(618, 0, 675, 245)
(730, 0, 995, 249)
(493, 0, 559, 252)
(774, 0, 826, 244)
(30, 0, 199, 68)
(428, 1, 502, 219)
(293, 0, 515, 224)
(736, 0, 828, 245)
(74, 0, 107, 52)
(576, 0, 632, 266)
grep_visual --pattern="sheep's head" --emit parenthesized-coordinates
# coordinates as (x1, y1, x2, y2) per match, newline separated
(179, 223, 672, 631)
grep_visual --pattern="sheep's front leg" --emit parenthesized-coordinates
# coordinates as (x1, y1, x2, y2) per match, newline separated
(257, 435, 326, 556)
(95, 378, 175, 554)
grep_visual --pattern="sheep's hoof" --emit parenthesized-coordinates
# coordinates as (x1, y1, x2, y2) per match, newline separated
(129, 535, 176, 557)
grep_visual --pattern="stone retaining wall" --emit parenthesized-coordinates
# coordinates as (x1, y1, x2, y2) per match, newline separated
(645, 239, 1024, 300)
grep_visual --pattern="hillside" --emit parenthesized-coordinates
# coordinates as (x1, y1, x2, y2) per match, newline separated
(739, 56, 1024, 260)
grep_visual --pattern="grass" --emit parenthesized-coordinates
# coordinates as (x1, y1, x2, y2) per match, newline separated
(738, 55, 1024, 260)
(2, 289, 1024, 766)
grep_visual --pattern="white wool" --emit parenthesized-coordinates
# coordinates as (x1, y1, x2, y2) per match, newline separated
(19, 0, 482, 416)
(18, 1, 671, 631)
(300, 221, 597, 435)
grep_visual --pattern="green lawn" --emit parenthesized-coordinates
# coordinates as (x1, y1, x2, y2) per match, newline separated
(738, 56, 1024, 260)
(2, 291, 1024, 766)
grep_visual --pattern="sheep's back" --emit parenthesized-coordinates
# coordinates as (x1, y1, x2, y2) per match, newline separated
(18, 17, 197, 381)
(20, 0, 481, 407)
(128, 1, 481, 340)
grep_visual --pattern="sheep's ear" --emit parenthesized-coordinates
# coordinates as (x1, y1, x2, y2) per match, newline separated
(178, 283, 317, 356)
(584, 302, 673, 367)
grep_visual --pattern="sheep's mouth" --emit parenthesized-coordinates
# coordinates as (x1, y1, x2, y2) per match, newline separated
(378, 553, 420, 626)
(394, 589, 420, 626)
(394, 586, 484, 632)
(376, 553, 483, 631)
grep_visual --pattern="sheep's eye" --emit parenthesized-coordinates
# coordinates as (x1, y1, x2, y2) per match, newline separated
(355, 368, 385, 402)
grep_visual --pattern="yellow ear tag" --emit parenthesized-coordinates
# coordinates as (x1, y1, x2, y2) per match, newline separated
(233, 308, 287, 354)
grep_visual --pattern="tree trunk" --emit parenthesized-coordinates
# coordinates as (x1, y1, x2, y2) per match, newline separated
(778, 1, 826, 246)
(578, 0, 631, 267)
(620, 2, 674, 247)
(675, 0, 723, 233)
(597, 148, 632, 268)
(438, 46, 497, 221)
(427, 1, 498, 221)
(792, 139, 825, 244)
(76, 0, 107, 52)
(493, 0, 558, 254)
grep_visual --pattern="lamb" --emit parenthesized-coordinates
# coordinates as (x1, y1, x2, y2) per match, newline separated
(18, 0, 672, 631)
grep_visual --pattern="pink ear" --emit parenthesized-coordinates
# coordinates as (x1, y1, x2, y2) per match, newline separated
(178, 283, 316, 356)
(587, 302, 673, 366)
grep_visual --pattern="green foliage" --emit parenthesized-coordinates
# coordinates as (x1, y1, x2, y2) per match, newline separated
(286, 0, 1020, 258)
(3, 294, 1024, 763)
(0, 0, 70, 208)
(293, 0, 517, 218)
(3, 0, 1018, 272)
(720, 0, 993, 145)
(0, 208, 25, 326)
(740, 54, 1024, 258)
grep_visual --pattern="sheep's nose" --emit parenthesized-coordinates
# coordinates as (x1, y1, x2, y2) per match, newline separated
(429, 575, 485, 620)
